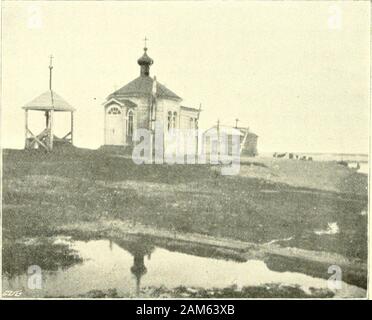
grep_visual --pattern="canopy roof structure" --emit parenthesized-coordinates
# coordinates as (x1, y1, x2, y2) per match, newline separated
(23, 90, 75, 112)
(23, 56, 75, 151)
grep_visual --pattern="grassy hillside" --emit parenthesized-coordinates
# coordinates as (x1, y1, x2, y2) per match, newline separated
(2, 147, 368, 262)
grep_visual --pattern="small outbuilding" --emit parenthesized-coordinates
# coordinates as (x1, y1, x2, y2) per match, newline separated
(203, 123, 258, 157)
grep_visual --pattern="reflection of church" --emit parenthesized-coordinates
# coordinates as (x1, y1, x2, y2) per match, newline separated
(113, 239, 154, 296)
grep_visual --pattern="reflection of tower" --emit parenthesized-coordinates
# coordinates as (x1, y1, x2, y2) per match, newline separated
(130, 252, 147, 296)
(114, 238, 155, 297)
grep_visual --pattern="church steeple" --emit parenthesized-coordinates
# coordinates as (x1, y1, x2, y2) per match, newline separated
(137, 38, 153, 77)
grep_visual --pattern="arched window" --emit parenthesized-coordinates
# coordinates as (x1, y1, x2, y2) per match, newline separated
(172, 112, 177, 128)
(190, 118, 194, 129)
(108, 106, 121, 115)
(167, 111, 178, 130)
(127, 110, 134, 137)
(167, 111, 172, 130)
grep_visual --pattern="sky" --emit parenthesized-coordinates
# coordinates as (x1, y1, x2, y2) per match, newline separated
(1, 1, 370, 154)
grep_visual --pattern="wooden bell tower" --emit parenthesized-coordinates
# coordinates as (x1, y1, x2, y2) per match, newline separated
(23, 56, 75, 151)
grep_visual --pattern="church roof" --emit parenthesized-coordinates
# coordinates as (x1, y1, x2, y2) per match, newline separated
(107, 76, 182, 101)
(105, 97, 137, 108)
(181, 105, 200, 112)
(23, 90, 75, 112)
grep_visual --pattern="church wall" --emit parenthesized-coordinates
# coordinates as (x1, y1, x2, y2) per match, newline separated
(155, 98, 181, 131)
(104, 102, 127, 145)
(180, 115, 189, 129)
(180, 109, 199, 130)
(154, 100, 164, 127)
(129, 97, 150, 131)
(127, 97, 181, 133)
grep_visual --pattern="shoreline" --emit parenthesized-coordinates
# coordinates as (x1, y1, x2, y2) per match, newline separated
(56, 218, 367, 290)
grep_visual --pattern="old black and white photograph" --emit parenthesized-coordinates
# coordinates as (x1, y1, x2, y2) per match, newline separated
(0, 1, 370, 300)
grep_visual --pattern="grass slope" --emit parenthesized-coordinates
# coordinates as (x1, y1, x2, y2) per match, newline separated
(2, 147, 368, 262)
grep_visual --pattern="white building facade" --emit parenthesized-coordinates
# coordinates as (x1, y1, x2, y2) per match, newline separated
(103, 47, 200, 150)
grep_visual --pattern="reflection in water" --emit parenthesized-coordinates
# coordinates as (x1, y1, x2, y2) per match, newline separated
(2, 237, 366, 298)
(2, 237, 82, 278)
(265, 254, 367, 290)
(132, 253, 146, 296)
(114, 239, 155, 296)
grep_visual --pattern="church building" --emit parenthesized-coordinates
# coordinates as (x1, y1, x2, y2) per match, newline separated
(103, 45, 200, 151)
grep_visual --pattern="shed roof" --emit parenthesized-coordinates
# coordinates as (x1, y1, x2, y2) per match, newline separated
(23, 90, 75, 111)
(204, 125, 258, 137)
(237, 127, 258, 137)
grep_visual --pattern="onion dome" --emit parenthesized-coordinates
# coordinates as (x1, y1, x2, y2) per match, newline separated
(137, 48, 153, 76)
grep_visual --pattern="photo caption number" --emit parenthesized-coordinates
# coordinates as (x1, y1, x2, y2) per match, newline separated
(3, 290, 23, 297)
(179, 304, 234, 316)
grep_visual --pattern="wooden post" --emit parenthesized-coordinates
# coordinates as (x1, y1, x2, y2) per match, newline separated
(104, 106, 107, 145)
(216, 119, 220, 159)
(235, 118, 239, 128)
(49, 110, 54, 150)
(45, 111, 49, 127)
(24, 110, 28, 149)
(123, 109, 127, 145)
(240, 128, 249, 154)
(149, 96, 154, 161)
(49, 55, 54, 90)
(70, 111, 74, 145)
(196, 103, 202, 158)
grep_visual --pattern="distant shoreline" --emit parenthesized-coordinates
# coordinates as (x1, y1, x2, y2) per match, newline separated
(1, 147, 369, 158)
(260, 151, 368, 157)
